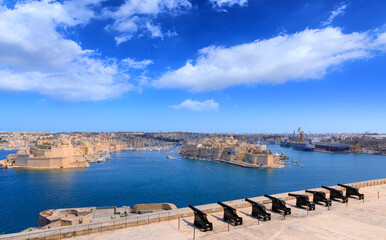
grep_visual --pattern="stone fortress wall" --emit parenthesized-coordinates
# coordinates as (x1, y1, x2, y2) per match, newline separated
(181, 137, 281, 167)
(10, 137, 127, 169)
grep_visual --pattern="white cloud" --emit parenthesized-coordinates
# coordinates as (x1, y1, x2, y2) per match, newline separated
(171, 99, 219, 111)
(322, 3, 348, 26)
(104, 0, 191, 44)
(146, 22, 163, 38)
(210, 0, 248, 9)
(0, 0, 136, 101)
(115, 35, 134, 45)
(62, 0, 103, 25)
(122, 58, 153, 69)
(373, 32, 386, 50)
(153, 27, 386, 91)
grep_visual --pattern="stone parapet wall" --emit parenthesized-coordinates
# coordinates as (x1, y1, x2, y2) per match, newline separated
(132, 203, 177, 213)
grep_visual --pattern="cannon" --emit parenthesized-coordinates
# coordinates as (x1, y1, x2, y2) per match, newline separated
(288, 193, 315, 211)
(189, 205, 213, 231)
(305, 190, 332, 206)
(264, 194, 291, 215)
(322, 186, 348, 203)
(217, 201, 243, 225)
(338, 184, 364, 200)
(245, 198, 271, 221)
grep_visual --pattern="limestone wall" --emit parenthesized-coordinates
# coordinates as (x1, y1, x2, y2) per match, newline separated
(244, 153, 280, 166)
(133, 203, 177, 213)
(14, 144, 88, 169)
(39, 208, 94, 229)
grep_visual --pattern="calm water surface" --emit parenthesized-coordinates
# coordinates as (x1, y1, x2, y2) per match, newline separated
(0, 146, 385, 234)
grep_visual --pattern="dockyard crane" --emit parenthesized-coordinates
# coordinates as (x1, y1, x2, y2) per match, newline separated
(297, 127, 304, 142)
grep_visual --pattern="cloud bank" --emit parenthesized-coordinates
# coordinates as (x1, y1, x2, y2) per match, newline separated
(105, 0, 247, 43)
(154, 27, 386, 91)
(0, 0, 256, 101)
(171, 99, 219, 111)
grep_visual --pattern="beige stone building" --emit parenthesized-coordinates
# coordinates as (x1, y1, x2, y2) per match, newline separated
(244, 152, 280, 166)
(14, 139, 89, 169)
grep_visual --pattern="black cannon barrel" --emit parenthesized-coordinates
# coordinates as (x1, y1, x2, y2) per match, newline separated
(322, 186, 344, 195)
(264, 194, 275, 200)
(322, 186, 340, 192)
(189, 205, 206, 216)
(264, 194, 286, 203)
(338, 184, 350, 187)
(245, 198, 259, 205)
(322, 186, 343, 193)
(245, 198, 268, 209)
(306, 190, 328, 197)
(288, 193, 304, 197)
(288, 193, 309, 201)
(338, 184, 355, 190)
(217, 201, 235, 211)
(305, 190, 320, 194)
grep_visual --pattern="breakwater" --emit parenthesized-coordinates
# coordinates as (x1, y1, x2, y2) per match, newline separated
(0, 178, 385, 240)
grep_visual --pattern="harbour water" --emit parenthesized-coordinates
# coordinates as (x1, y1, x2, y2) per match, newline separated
(0, 146, 385, 234)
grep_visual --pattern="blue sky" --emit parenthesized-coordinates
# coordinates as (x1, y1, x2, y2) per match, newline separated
(0, 0, 385, 133)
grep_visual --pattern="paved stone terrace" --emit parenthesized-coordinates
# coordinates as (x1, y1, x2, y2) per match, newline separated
(74, 184, 386, 240)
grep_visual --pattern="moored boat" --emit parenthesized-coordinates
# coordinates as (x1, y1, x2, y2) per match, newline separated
(291, 142, 315, 151)
(314, 142, 350, 152)
(280, 140, 291, 148)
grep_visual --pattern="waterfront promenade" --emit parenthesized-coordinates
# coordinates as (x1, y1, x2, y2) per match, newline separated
(75, 183, 386, 240)
(1, 178, 384, 239)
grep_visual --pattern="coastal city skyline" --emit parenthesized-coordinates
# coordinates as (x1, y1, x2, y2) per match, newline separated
(0, 0, 385, 133)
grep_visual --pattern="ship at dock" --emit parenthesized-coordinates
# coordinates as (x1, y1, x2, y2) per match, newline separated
(289, 127, 315, 151)
(291, 142, 315, 151)
(314, 142, 350, 152)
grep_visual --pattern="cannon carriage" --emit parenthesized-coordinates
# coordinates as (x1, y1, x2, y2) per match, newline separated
(264, 194, 291, 215)
(322, 186, 348, 203)
(189, 205, 213, 231)
(217, 201, 243, 225)
(338, 184, 364, 200)
(245, 198, 271, 221)
(288, 193, 315, 211)
(305, 190, 332, 206)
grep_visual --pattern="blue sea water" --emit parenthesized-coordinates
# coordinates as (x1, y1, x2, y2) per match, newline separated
(0, 146, 385, 234)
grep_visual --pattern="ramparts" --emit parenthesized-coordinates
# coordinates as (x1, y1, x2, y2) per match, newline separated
(0, 178, 385, 239)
